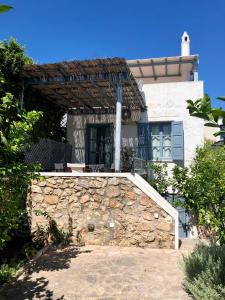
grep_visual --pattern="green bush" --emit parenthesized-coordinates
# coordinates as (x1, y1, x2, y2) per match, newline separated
(0, 262, 22, 285)
(183, 243, 225, 300)
(148, 162, 171, 197)
(172, 143, 225, 244)
(0, 92, 42, 250)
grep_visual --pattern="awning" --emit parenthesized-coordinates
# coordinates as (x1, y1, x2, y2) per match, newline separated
(127, 55, 198, 80)
(23, 58, 146, 114)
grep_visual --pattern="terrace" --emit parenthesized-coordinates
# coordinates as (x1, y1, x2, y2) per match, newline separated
(23, 57, 146, 173)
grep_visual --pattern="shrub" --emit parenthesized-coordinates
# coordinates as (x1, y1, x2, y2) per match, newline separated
(0, 92, 42, 250)
(183, 243, 225, 300)
(148, 162, 171, 197)
(34, 210, 72, 245)
(172, 143, 225, 244)
(0, 262, 22, 285)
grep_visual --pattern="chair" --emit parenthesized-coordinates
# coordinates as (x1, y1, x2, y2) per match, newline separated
(54, 163, 64, 172)
(87, 164, 104, 172)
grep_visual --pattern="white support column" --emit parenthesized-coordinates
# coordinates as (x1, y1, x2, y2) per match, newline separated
(115, 79, 123, 172)
(193, 60, 199, 81)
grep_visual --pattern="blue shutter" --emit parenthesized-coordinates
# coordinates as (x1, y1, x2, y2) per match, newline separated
(172, 121, 184, 160)
(138, 123, 150, 160)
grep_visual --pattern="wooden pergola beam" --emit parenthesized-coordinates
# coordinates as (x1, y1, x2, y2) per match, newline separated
(23, 58, 145, 111)
(151, 59, 157, 80)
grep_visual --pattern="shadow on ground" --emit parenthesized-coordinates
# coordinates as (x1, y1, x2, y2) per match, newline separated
(0, 244, 91, 300)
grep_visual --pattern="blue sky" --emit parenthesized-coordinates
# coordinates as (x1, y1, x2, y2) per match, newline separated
(0, 0, 224, 107)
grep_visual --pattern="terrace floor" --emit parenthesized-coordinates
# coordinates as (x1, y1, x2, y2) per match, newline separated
(0, 240, 196, 300)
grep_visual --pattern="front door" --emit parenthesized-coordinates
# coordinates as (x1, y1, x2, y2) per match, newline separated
(86, 124, 113, 168)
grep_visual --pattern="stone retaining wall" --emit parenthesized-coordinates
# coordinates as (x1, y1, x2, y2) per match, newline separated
(28, 176, 175, 248)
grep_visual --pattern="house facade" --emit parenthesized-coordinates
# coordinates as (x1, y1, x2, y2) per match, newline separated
(66, 32, 214, 172)
(23, 32, 215, 244)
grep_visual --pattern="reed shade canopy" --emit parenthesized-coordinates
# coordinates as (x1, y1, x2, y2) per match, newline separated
(23, 57, 146, 114)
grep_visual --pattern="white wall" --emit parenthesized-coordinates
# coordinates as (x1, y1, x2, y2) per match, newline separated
(141, 80, 206, 167)
(67, 80, 216, 167)
(67, 114, 139, 163)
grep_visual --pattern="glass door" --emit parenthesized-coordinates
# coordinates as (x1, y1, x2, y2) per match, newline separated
(86, 124, 113, 168)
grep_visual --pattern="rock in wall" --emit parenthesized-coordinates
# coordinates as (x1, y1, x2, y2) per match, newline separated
(28, 176, 175, 248)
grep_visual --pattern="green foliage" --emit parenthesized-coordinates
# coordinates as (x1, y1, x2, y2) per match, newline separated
(0, 38, 66, 142)
(0, 82, 42, 250)
(148, 163, 170, 196)
(0, 93, 42, 164)
(121, 147, 134, 172)
(187, 94, 225, 138)
(183, 243, 225, 300)
(0, 38, 33, 97)
(173, 143, 225, 244)
(34, 210, 72, 245)
(187, 94, 212, 120)
(0, 262, 22, 285)
(0, 5, 12, 14)
(25, 96, 67, 142)
(149, 143, 225, 243)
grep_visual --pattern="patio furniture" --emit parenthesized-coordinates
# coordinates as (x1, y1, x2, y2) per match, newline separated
(86, 164, 104, 172)
(67, 163, 85, 173)
(54, 163, 64, 172)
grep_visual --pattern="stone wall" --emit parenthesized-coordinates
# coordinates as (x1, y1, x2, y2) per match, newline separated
(28, 176, 175, 248)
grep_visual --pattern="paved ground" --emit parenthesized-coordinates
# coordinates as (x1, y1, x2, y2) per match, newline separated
(0, 240, 196, 300)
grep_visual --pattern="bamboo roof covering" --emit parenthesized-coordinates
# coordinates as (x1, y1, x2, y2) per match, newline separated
(23, 58, 146, 114)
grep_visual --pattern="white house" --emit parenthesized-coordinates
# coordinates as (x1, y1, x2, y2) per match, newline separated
(23, 32, 215, 173)
(65, 32, 214, 172)
(23, 32, 214, 242)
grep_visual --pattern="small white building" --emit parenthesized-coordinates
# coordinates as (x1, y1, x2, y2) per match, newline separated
(24, 32, 215, 173)
(23, 32, 214, 241)
(66, 32, 214, 171)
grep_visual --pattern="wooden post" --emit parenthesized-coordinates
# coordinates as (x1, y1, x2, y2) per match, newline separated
(115, 79, 122, 172)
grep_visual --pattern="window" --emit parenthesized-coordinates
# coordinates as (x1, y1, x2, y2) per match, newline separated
(150, 123, 172, 161)
(138, 121, 183, 161)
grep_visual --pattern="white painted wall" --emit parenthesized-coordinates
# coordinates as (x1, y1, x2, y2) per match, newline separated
(67, 80, 216, 167)
(67, 114, 139, 163)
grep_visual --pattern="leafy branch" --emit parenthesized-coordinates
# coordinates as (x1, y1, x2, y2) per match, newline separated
(187, 94, 225, 137)
(0, 5, 12, 14)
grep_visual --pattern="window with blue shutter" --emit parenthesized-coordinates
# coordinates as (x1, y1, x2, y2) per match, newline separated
(138, 121, 184, 162)
(171, 121, 184, 160)
(150, 123, 172, 161)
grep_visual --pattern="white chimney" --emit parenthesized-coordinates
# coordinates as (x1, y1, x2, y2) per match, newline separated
(181, 31, 190, 56)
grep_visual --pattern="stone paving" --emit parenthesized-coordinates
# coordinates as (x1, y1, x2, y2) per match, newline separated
(0, 240, 195, 300)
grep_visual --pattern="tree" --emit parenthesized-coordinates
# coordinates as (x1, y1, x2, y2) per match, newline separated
(0, 74, 42, 250)
(0, 38, 33, 98)
(187, 94, 225, 138)
(172, 143, 225, 244)
(0, 38, 66, 142)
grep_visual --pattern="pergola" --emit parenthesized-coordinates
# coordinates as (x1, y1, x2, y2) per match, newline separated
(23, 57, 146, 172)
(128, 55, 198, 81)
